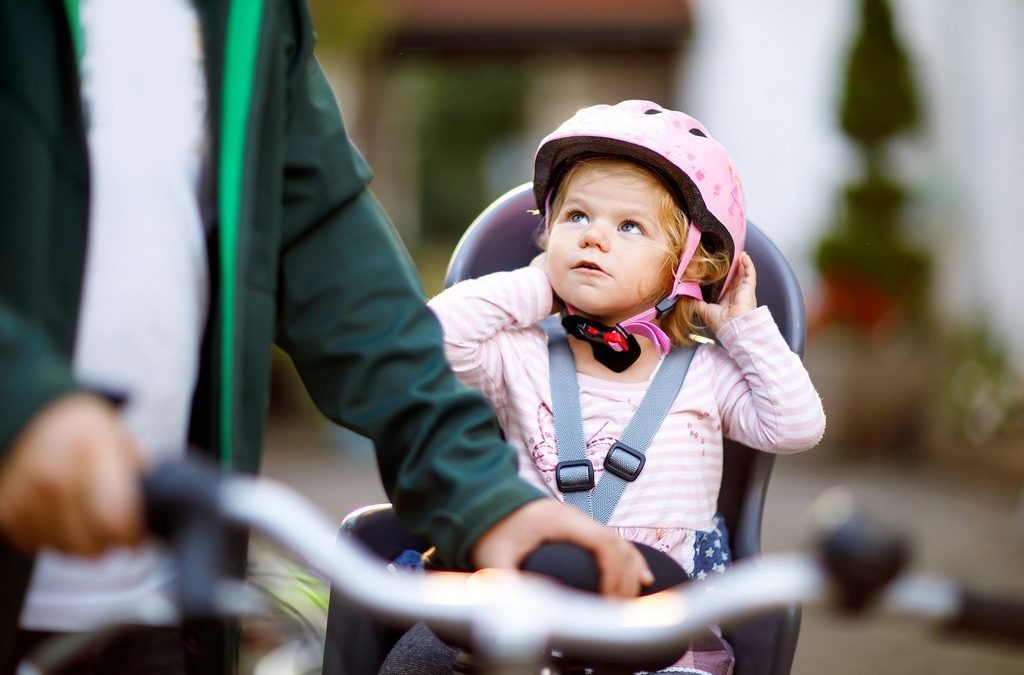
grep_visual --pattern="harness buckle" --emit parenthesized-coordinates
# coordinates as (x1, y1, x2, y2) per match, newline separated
(603, 442, 646, 482)
(555, 459, 595, 493)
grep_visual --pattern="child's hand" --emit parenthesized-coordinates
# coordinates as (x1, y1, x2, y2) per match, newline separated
(530, 252, 563, 315)
(694, 252, 757, 333)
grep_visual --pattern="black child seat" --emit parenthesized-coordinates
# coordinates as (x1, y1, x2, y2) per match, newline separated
(323, 183, 806, 675)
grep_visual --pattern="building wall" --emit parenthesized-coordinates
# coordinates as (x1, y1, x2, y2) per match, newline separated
(682, 0, 1024, 366)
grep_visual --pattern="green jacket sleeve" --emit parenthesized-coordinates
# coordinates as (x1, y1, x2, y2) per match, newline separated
(274, 58, 543, 569)
(0, 300, 79, 459)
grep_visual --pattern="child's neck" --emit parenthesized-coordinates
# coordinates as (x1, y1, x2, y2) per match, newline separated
(568, 334, 662, 383)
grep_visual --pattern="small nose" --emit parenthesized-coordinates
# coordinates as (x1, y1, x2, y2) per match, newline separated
(578, 222, 610, 251)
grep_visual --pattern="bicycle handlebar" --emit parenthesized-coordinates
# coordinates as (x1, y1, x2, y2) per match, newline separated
(141, 461, 1024, 661)
(149, 460, 802, 664)
(23, 461, 1024, 675)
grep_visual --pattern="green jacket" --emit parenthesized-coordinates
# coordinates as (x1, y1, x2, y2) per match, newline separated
(0, 0, 541, 666)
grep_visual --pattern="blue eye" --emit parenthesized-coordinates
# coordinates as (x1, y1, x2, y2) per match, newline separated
(619, 221, 643, 234)
(568, 211, 589, 224)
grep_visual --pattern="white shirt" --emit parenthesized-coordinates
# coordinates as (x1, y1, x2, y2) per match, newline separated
(21, 0, 210, 630)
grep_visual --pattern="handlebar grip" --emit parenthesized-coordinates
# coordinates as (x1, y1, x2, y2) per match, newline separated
(945, 589, 1024, 644)
(141, 460, 229, 617)
(142, 459, 223, 540)
(521, 541, 688, 595)
(519, 541, 690, 673)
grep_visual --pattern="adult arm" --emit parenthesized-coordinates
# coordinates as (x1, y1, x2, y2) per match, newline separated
(274, 56, 545, 570)
(274, 54, 652, 592)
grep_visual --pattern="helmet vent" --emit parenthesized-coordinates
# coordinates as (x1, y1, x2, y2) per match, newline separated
(689, 128, 707, 137)
(644, 108, 663, 115)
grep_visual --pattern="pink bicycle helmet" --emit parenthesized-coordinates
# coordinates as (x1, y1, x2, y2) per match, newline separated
(535, 100, 746, 304)
(534, 100, 746, 353)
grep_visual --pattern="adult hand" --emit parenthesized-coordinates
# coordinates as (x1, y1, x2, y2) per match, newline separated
(0, 393, 144, 556)
(694, 252, 758, 333)
(469, 499, 654, 597)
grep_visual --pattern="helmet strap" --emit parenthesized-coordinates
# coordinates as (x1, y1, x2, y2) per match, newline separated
(550, 200, 706, 364)
(669, 226, 704, 299)
(561, 315, 642, 373)
(614, 224, 705, 356)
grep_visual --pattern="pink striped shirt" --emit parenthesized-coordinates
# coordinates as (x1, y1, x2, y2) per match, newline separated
(429, 266, 825, 574)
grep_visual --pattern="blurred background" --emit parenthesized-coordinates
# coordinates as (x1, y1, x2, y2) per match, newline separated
(256, 1, 1024, 673)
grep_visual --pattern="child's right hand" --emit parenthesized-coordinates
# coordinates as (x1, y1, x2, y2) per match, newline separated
(530, 253, 564, 315)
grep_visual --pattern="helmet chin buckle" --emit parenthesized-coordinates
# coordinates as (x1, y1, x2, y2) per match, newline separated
(561, 315, 641, 373)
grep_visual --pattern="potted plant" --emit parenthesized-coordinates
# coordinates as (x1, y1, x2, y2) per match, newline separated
(814, 0, 928, 335)
(807, 0, 935, 456)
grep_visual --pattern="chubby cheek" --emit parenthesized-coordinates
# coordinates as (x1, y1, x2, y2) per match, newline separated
(542, 239, 570, 288)
(627, 282, 650, 304)
(637, 273, 667, 303)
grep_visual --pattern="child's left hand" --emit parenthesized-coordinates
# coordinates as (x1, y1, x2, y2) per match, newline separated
(694, 252, 757, 333)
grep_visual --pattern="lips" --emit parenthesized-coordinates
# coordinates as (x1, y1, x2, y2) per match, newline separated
(572, 260, 606, 274)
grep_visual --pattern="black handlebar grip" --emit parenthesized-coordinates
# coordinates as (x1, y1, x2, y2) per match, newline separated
(521, 541, 688, 595)
(141, 459, 228, 618)
(141, 459, 223, 540)
(520, 541, 691, 673)
(944, 589, 1024, 645)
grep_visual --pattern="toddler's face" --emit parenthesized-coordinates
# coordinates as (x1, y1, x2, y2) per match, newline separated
(545, 165, 674, 327)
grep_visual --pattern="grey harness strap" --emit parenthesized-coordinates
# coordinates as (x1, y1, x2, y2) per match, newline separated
(544, 320, 696, 524)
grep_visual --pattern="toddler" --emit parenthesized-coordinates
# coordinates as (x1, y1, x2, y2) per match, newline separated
(424, 100, 827, 674)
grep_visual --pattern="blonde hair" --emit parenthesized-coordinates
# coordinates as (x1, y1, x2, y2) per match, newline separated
(543, 157, 731, 346)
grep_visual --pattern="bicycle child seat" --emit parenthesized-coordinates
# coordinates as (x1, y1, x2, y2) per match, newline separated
(324, 183, 808, 675)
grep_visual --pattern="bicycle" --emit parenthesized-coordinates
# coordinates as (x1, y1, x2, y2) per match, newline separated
(17, 460, 1024, 675)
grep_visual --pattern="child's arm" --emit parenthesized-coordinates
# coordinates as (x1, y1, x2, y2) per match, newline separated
(712, 307, 826, 453)
(428, 267, 554, 405)
(690, 253, 824, 452)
